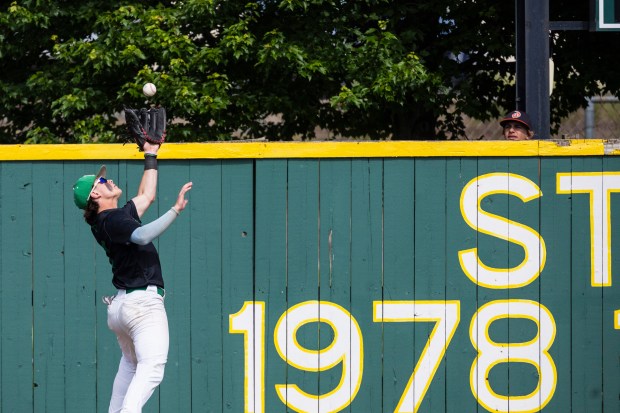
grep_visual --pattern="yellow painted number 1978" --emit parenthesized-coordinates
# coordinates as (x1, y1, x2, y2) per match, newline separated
(230, 299, 556, 413)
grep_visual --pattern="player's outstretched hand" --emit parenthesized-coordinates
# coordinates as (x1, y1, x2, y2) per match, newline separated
(174, 182, 193, 213)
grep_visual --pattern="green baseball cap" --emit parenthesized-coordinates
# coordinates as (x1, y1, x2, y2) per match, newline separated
(73, 165, 106, 209)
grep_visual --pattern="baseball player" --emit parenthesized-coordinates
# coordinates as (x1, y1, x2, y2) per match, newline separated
(72, 108, 192, 412)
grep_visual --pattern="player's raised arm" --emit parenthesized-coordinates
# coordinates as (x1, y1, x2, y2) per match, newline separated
(123, 105, 166, 217)
(132, 141, 160, 217)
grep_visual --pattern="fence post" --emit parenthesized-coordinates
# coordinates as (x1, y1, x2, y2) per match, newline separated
(585, 97, 595, 138)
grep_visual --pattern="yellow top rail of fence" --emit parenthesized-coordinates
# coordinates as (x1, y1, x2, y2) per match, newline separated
(0, 140, 619, 160)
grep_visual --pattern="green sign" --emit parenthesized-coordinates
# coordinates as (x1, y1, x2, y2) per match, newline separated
(596, 0, 620, 31)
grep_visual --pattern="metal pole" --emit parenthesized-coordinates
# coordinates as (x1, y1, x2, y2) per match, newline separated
(524, 0, 550, 139)
(515, 0, 526, 111)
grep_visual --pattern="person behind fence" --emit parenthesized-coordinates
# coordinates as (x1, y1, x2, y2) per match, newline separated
(500, 110, 535, 140)
(72, 140, 192, 412)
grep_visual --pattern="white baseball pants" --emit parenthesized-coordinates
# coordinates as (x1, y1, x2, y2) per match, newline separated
(106, 286, 169, 413)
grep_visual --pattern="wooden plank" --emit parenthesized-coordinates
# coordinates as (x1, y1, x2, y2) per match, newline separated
(158, 161, 192, 412)
(32, 162, 66, 412)
(445, 158, 480, 413)
(0, 162, 3, 406)
(382, 158, 415, 412)
(221, 161, 255, 412)
(189, 160, 224, 412)
(473, 157, 512, 406)
(567, 156, 604, 412)
(349, 159, 383, 412)
(413, 158, 448, 412)
(0, 162, 34, 412)
(254, 159, 288, 413)
(284, 159, 320, 412)
(62, 161, 99, 413)
(318, 159, 353, 411)
(505, 157, 543, 403)
(601, 157, 620, 413)
(540, 157, 573, 412)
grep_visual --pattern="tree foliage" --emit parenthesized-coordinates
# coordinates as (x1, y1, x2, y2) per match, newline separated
(0, 0, 618, 142)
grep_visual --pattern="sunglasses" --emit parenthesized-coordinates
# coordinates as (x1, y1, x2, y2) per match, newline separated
(87, 176, 109, 202)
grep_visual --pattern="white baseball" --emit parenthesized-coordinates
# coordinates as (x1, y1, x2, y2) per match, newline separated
(143, 83, 157, 97)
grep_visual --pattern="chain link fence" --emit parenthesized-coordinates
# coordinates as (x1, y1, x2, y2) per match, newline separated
(461, 95, 620, 140)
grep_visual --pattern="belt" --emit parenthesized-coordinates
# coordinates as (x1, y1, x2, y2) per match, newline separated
(126, 286, 165, 297)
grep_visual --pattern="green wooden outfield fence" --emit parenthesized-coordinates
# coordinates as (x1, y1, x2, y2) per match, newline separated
(0, 141, 619, 413)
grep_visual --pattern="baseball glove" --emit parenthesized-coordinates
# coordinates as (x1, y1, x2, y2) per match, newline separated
(123, 107, 166, 151)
